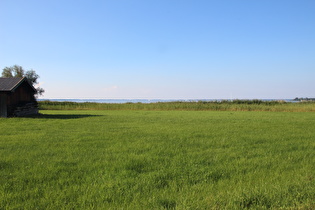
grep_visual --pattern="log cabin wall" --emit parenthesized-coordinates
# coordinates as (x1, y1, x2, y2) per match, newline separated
(7, 81, 37, 117)
(7, 82, 35, 107)
(0, 93, 7, 117)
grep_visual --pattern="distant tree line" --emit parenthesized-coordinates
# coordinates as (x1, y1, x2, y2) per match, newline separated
(293, 97, 315, 101)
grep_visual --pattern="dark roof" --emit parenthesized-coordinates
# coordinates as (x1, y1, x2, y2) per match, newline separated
(0, 77, 36, 92)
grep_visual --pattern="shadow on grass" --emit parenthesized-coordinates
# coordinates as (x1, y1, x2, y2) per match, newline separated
(23, 114, 100, 119)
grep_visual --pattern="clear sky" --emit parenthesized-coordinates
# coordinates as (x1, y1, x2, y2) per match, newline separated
(1, 0, 314, 99)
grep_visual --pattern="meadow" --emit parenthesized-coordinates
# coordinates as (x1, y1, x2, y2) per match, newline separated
(1, 102, 315, 209)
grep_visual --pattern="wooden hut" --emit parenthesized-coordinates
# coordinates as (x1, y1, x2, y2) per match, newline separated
(0, 77, 38, 117)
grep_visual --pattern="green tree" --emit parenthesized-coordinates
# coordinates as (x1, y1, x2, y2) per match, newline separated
(2, 67, 14, 77)
(1, 65, 45, 97)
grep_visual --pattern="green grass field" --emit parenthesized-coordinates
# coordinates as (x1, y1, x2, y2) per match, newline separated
(1, 108, 315, 209)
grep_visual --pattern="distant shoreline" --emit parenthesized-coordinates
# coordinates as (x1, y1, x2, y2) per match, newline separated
(38, 98, 298, 104)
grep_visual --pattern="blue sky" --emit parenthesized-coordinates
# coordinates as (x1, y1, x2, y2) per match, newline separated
(1, 0, 314, 99)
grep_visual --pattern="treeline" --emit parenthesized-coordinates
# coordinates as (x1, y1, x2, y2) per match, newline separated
(293, 97, 315, 101)
(38, 100, 315, 112)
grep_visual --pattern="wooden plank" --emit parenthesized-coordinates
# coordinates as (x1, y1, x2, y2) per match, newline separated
(0, 94, 7, 117)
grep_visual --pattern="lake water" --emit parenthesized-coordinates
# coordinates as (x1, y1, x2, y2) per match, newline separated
(38, 99, 296, 103)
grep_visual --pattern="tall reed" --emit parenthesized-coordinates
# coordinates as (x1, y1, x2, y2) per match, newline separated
(38, 100, 315, 112)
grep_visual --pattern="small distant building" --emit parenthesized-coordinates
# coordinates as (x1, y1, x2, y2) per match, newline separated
(0, 77, 38, 117)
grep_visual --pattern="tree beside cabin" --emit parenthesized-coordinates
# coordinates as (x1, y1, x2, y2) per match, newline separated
(0, 77, 38, 117)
